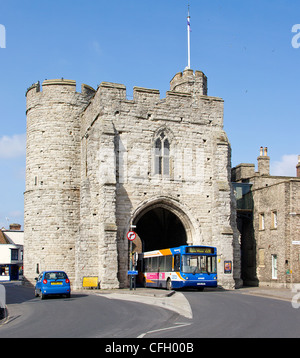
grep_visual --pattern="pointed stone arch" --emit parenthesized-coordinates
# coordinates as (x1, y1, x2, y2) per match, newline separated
(130, 196, 197, 252)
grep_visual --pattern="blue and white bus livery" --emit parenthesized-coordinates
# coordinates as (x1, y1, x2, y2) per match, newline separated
(139, 245, 217, 290)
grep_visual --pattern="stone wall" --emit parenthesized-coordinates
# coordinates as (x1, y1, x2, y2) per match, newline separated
(232, 151, 300, 287)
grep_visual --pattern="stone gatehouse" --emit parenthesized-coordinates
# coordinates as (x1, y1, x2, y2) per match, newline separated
(24, 68, 242, 289)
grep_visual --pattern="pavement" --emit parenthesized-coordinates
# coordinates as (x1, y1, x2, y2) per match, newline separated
(89, 287, 194, 319)
(235, 285, 298, 302)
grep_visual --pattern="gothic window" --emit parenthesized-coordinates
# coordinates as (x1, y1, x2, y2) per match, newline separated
(154, 132, 170, 175)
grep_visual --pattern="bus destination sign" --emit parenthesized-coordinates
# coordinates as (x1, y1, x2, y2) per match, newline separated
(185, 247, 215, 254)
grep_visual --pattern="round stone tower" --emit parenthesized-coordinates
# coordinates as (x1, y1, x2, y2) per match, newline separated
(24, 79, 95, 286)
(170, 68, 208, 96)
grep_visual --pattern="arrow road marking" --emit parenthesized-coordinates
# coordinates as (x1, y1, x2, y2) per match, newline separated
(137, 322, 192, 338)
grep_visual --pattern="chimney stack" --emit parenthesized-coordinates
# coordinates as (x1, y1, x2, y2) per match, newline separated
(257, 146, 270, 176)
(297, 155, 300, 178)
(9, 223, 21, 231)
(260, 146, 264, 156)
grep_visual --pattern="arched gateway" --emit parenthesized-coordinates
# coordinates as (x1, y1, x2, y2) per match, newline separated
(130, 197, 197, 252)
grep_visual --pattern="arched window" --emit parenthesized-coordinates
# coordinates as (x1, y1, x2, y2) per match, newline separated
(155, 132, 170, 175)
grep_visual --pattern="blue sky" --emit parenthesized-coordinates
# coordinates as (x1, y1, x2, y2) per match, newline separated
(0, 0, 299, 228)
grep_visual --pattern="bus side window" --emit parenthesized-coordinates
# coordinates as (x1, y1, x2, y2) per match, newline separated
(166, 255, 172, 272)
(174, 254, 181, 272)
(159, 256, 166, 272)
(144, 258, 149, 272)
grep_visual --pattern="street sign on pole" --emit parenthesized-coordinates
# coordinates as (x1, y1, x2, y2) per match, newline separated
(127, 230, 137, 290)
(127, 270, 138, 276)
(127, 231, 136, 241)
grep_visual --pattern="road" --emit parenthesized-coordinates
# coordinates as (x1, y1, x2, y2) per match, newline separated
(0, 282, 178, 338)
(144, 289, 300, 338)
(1, 282, 300, 338)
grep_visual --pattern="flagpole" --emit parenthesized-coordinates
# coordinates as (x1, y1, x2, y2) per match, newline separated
(187, 5, 191, 69)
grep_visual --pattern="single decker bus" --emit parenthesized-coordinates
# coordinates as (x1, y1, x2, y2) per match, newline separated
(139, 245, 217, 290)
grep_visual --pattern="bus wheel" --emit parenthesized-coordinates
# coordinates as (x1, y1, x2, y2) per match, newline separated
(166, 278, 172, 290)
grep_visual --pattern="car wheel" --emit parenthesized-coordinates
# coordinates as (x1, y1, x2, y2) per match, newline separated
(35, 289, 39, 297)
(41, 292, 46, 300)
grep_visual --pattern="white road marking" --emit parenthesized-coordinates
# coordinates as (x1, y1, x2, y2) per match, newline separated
(137, 322, 192, 338)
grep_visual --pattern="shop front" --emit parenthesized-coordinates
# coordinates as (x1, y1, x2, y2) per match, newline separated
(0, 264, 22, 281)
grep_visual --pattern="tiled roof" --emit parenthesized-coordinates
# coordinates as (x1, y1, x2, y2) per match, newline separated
(0, 230, 10, 244)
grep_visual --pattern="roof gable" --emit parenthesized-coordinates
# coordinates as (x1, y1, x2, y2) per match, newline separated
(0, 230, 10, 244)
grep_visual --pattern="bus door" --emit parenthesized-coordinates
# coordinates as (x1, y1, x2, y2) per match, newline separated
(174, 254, 181, 272)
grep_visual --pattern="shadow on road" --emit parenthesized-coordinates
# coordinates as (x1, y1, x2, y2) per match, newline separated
(2, 282, 88, 305)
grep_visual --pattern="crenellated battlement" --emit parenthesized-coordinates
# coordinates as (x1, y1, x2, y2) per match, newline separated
(133, 86, 160, 102)
(26, 79, 96, 98)
(25, 81, 41, 96)
(97, 81, 127, 101)
(81, 69, 223, 137)
(26, 79, 96, 116)
(26, 69, 208, 113)
(170, 68, 207, 96)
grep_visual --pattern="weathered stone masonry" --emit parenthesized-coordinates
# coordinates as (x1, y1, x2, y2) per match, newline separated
(24, 69, 242, 290)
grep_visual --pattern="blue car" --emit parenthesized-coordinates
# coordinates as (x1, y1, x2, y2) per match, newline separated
(35, 271, 71, 299)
